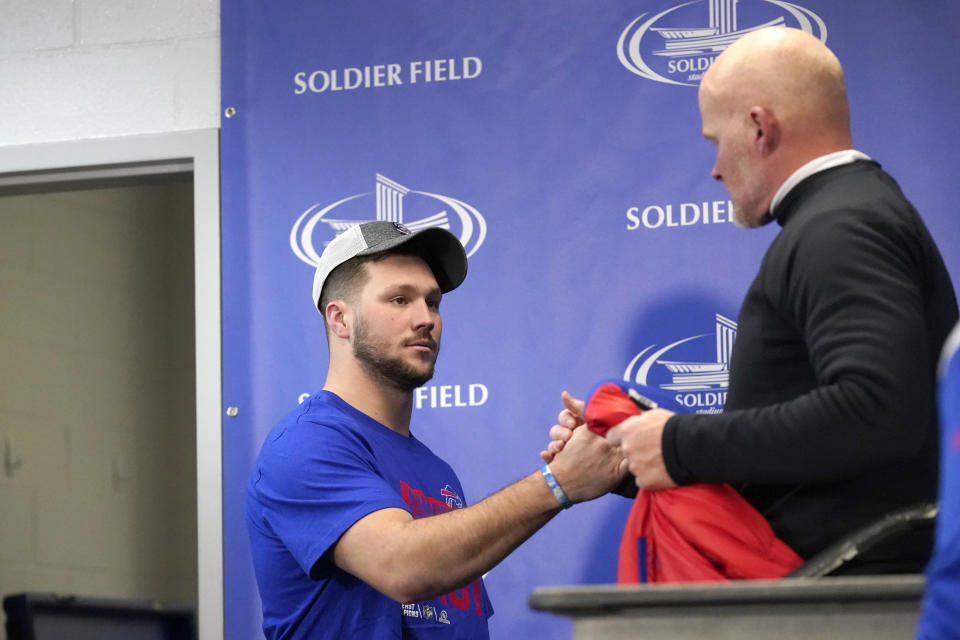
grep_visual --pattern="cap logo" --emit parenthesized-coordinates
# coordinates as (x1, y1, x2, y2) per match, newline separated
(394, 222, 411, 235)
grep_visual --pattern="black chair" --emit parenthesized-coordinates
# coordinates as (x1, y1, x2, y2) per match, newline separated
(788, 502, 938, 578)
(3, 592, 197, 640)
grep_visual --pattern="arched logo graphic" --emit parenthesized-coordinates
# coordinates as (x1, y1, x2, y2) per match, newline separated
(624, 314, 737, 413)
(617, 0, 827, 87)
(291, 174, 487, 267)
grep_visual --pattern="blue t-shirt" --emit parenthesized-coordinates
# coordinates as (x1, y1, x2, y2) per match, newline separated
(246, 391, 493, 639)
(917, 322, 960, 638)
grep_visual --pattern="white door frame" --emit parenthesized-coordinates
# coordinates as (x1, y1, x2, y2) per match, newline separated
(0, 129, 223, 640)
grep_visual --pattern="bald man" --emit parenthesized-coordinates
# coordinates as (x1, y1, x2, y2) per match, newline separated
(546, 27, 958, 563)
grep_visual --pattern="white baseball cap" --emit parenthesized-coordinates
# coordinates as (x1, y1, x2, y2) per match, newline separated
(312, 221, 468, 313)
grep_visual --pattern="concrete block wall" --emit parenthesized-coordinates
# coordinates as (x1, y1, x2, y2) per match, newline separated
(0, 0, 221, 146)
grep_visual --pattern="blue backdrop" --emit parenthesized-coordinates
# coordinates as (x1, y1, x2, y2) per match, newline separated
(220, 2, 960, 637)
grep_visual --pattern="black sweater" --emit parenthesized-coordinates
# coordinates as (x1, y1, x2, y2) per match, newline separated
(662, 160, 959, 557)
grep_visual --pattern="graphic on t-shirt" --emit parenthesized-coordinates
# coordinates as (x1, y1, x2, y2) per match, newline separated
(399, 479, 458, 517)
(440, 485, 463, 508)
(396, 479, 488, 621)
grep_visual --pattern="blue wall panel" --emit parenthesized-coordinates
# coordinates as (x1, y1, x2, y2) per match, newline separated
(220, 2, 960, 637)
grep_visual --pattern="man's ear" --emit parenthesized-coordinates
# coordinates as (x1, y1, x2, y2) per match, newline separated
(325, 300, 352, 340)
(750, 106, 780, 157)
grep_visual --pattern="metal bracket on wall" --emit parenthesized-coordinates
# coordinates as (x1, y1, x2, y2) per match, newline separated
(111, 455, 131, 491)
(3, 434, 24, 478)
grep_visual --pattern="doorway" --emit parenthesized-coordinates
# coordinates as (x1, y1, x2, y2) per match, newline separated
(0, 130, 222, 640)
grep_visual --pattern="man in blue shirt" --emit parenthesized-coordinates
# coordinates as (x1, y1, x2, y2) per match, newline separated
(246, 221, 626, 639)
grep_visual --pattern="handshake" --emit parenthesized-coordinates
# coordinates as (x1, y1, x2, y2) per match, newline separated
(539, 382, 678, 502)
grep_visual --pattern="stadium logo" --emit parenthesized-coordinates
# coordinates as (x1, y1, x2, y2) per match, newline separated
(617, 0, 827, 87)
(623, 313, 737, 413)
(290, 174, 487, 267)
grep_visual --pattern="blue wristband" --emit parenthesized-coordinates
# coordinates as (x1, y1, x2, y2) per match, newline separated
(541, 464, 572, 509)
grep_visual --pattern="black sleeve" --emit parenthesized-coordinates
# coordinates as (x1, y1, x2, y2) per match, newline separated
(663, 210, 934, 485)
(611, 473, 639, 498)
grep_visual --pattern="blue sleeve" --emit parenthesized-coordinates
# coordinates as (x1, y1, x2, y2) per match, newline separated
(917, 322, 960, 638)
(250, 417, 410, 577)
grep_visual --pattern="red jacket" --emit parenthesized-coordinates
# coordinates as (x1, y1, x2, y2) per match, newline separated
(584, 381, 803, 583)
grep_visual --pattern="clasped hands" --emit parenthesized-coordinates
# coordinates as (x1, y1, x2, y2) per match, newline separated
(540, 391, 678, 491)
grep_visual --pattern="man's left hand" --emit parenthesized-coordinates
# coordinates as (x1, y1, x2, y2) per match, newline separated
(605, 409, 678, 491)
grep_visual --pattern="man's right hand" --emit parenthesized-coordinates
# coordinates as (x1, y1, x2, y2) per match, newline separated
(539, 391, 584, 464)
(548, 421, 628, 503)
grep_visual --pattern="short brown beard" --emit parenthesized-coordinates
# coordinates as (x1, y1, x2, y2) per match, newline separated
(352, 316, 438, 391)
